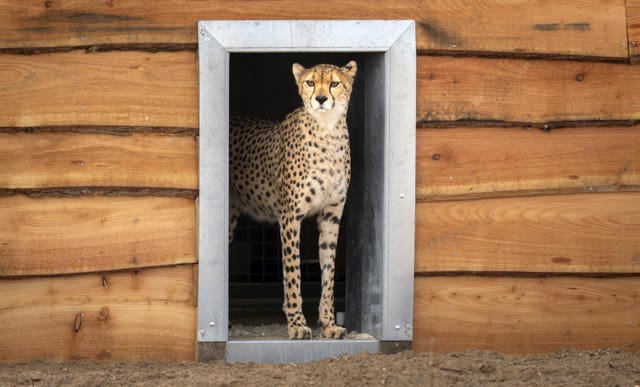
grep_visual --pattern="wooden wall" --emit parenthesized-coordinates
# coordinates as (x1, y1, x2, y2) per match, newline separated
(1, 1, 639, 360)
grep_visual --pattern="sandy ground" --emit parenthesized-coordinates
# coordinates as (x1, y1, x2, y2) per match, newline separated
(1, 348, 639, 386)
(229, 323, 375, 340)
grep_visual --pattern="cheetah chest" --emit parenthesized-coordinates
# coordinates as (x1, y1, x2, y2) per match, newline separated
(303, 138, 349, 214)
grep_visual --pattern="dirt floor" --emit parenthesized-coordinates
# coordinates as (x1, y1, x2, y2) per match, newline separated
(1, 348, 639, 386)
(229, 323, 375, 340)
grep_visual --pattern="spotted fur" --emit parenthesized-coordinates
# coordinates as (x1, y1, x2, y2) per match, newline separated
(229, 61, 357, 339)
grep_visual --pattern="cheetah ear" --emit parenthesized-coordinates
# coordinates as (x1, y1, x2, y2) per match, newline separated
(292, 63, 305, 83)
(341, 60, 357, 79)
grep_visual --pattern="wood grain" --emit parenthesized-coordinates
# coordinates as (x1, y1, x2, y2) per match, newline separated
(5, 52, 640, 130)
(416, 126, 640, 201)
(0, 195, 196, 276)
(0, 266, 196, 361)
(415, 193, 640, 273)
(629, 0, 640, 63)
(413, 276, 640, 353)
(418, 56, 640, 124)
(0, 51, 197, 128)
(0, 132, 197, 189)
(0, 0, 628, 59)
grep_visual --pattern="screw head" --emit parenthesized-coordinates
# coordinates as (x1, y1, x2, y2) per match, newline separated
(208, 321, 216, 327)
(394, 324, 401, 330)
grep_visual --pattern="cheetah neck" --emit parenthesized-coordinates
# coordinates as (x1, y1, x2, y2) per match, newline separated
(306, 108, 347, 134)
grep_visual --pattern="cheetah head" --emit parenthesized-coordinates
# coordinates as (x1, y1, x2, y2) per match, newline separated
(292, 61, 357, 126)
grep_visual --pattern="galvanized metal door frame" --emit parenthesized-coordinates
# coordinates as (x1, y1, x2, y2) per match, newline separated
(198, 20, 416, 349)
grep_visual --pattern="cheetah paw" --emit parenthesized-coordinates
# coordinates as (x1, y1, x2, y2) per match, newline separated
(288, 325, 312, 340)
(321, 325, 346, 339)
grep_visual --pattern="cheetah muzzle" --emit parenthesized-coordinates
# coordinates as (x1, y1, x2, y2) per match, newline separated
(229, 61, 357, 339)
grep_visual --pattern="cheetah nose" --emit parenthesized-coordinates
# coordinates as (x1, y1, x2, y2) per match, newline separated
(315, 95, 328, 104)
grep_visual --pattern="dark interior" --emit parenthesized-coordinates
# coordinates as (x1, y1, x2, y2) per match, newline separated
(229, 53, 366, 328)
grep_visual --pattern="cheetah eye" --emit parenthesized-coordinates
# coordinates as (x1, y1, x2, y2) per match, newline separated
(330, 81, 340, 88)
(305, 80, 315, 87)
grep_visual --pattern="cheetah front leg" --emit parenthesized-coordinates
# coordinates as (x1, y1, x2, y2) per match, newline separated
(279, 215, 312, 339)
(317, 203, 346, 339)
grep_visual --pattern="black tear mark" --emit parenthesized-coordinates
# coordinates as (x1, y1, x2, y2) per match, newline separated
(417, 21, 459, 47)
(533, 23, 591, 31)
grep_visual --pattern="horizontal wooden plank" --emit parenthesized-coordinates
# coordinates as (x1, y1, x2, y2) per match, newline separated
(413, 276, 640, 353)
(417, 126, 640, 201)
(0, 0, 628, 59)
(415, 193, 640, 273)
(0, 132, 197, 189)
(0, 195, 196, 276)
(0, 51, 197, 128)
(6, 52, 640, 131)
(418, 56, 640, 124)
(629, 0, 640, 63)
(0, 265, 195, 361)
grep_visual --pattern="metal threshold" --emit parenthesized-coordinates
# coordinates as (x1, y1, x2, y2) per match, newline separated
(226, 339, 380, 363)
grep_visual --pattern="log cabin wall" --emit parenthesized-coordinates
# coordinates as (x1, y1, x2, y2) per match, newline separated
(0, 1, 638, 360)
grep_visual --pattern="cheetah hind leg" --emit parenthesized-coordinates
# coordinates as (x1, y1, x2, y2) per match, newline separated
(228, 199, 240, 243)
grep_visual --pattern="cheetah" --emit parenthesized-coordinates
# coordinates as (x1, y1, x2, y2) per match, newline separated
(229, 61, 357, 339)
